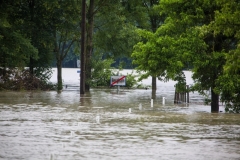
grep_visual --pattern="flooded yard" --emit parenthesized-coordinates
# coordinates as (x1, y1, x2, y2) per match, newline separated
(0, 69, 240, 159)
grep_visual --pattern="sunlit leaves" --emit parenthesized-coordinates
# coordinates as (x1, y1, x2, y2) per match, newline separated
(214, 0, 240, 38)
(132, 26, 185, 81)
(210, 0, 240, 112)
(89, 54, 115, 87)
(215, 74, 240, 113)
(224, 44, 240, 74)
(214, 0, 240, 75)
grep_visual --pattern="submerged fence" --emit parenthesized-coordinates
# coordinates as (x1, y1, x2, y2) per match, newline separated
(174, 85, 189, 104)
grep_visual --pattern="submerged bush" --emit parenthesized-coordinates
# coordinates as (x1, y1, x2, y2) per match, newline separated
(88, 57, 115, 87)
(125, 72, 138, 88)
(0, 68, 55, 91)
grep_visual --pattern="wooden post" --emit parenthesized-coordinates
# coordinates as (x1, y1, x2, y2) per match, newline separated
(181, 93, 183, 103)
(174, 85, 190, 104)
(174, 91, 177, 104)
(186, 92, 187, 103)
(176, 92, 178, 104)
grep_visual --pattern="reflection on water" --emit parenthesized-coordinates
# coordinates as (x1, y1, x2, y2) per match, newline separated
(0, 88, 240, 160)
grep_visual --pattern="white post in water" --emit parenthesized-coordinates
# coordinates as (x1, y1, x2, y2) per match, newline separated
(117, 85, 120, 93)
(129, 108, 131, 113)
(162, 97, 165, 105)
(139, 103, 142, 110)
(96, 115, 100, 124)
(117, 71, 120, 93)
(151, 99, 153, 107)
(71, 131, 74, 137)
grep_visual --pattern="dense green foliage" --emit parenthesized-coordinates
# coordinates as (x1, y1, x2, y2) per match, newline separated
(125, 72, 138, 89)
(0, 0, 55, 90)
(93, 0, 141, 67)
(132, 0, 240, 113)
(213, 0, 240, 113)
(122, 0, 165, 98)
(87, 54, 138, 88)
(88, 54, 115, 87)
(0, 1, 38, 69)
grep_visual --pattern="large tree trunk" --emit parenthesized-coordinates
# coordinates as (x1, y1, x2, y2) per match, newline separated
(211, 88, 219, 112)
(149, 0, 159, 99)
(85, 0, 94, 91)
(54, 29, 62, 91)
(151, 76, 157, 99)
(80, 0, 86, 94)
(57, 60, 63, 91)
(29, 0, 35, 75)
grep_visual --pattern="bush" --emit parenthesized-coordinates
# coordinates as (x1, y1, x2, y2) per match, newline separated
(88, 56, 115, 87)
(125, 72, 138, 88)
(0, 68, 55, 91)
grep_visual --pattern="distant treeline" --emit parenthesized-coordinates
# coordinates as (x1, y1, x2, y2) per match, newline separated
(53, 53, 135, 69)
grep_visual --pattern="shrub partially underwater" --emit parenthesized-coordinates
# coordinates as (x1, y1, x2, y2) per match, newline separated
(0, 68, 55, 91)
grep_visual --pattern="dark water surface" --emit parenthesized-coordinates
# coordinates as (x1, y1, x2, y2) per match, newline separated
(0, 88, 240, 160)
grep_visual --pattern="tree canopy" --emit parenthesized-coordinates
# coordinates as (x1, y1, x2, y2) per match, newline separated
(0, 1, 38, 69)
(132, 0, 240, 112)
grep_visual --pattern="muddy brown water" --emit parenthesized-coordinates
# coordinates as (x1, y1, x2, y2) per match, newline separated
(0, 86, 240, 160)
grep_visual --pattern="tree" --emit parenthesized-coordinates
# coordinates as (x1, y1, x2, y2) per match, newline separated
(156, 0, 225, 112)
(80, 0, 86, 94)
(94, 15, 140, 63)
(132, 18, 204, 93)
(83, 0, 140, 91)
(24, 0, 55, 77)
(0, 0, 58, 90)
(188, 1, 237, 112)
(213, 0, 240, 113)
(1, 0, 81, 90)
(124, 0, 164, 98)
(132, 0, 234, 112)
(85, 0, 94, 91)
(0, 0, 38, 74)
(47, 0, 80, 91)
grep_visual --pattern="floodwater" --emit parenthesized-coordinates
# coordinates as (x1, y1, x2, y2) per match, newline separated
(0, 69, 240, 160)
